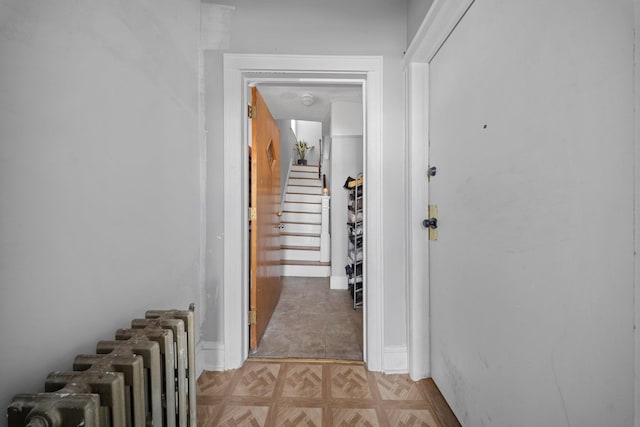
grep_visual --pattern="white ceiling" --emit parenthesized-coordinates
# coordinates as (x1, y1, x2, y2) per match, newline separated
(256, 83, 362, 123)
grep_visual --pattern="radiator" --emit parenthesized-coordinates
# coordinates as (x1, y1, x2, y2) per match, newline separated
(7, 308, 196, 427)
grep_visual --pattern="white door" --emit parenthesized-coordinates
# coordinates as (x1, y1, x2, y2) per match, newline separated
(428, 0, 634, 425)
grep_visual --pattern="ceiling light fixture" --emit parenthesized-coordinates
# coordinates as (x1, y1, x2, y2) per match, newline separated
(301, 93, 315, 107)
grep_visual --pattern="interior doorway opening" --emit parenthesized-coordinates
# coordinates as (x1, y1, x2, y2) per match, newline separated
(223, 54, 384, 372)
(248, 84, 365, 359)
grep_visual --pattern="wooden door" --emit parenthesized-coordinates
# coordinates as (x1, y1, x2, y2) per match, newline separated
(250, 87, 282, 350)
(428, 0, 634, 425)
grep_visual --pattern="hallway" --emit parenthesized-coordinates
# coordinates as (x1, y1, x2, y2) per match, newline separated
(251, 277, 363, 360)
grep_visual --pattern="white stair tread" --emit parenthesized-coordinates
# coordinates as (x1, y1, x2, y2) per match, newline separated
(286, 192, 323, 196)
(280, 259, 330, 266)
(285, 202, 321, 205)
(283, 210, 321, 214)
(281, 220, 321, 225)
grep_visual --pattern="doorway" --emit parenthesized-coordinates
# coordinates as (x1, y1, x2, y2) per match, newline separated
(249, 87, 365, 358)
(222, 54, 384, 371)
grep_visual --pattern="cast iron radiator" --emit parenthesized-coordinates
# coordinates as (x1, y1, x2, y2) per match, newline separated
(7, 308, 196, 427)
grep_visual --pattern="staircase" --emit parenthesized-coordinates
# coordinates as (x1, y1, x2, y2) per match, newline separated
(281, 164, 331, 277)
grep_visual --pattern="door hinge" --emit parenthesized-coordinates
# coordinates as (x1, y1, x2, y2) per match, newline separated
(248, 105, 256, 119)
(250, 207, 257, 221)
(249, 310, 256, 325)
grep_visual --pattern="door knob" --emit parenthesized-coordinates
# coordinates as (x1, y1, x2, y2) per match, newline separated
(424, 205, 438, 241)
(422, 218, 438, 229)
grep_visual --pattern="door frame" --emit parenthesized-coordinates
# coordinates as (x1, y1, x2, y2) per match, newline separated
(223, 54, 384, 371)
(403, 0, 475, 381)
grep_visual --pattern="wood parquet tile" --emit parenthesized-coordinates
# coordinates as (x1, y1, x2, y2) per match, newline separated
(216, 405, 269, 427)
(196, 359, 461, 427)
(282, 364, 323, 399)
(372, 373, 424, 401)
(331, 408, 379, 426)
(384, 409, 438, 427)
(232, 363, 281, 398)
(330, 365, 372, 400)
(275, 407, 322, 427)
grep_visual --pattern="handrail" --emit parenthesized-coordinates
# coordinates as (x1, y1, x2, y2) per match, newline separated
(280, 158, 294, 216)
(318, 137, 323, 179)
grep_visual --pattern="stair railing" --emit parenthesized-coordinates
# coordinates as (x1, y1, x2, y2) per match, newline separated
(318, 138, 322, 179)
(280, 158, 294, 217)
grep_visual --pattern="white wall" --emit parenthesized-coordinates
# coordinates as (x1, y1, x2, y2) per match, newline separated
(322, 122, 333, 187)
(203, 0, 409, 351)
(293, 120, 322, 166)
(329, 137, 364, 287)
(0, 0, 202, 412)
(277, 120, 297, 197)
(330, 102, 364, 137)
(414, 0, 635, 425)
(407, 0, 434, 47)
(329, 101, 364, 287)
(204, 51, 225, 344)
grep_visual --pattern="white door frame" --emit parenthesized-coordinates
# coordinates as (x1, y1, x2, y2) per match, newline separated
(403, 0, 475, 382)
(222, 54, 384, 371)
(634, 1, 640, 425)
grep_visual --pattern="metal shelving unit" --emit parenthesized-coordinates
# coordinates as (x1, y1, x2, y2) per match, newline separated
(346, 174, 363, 309)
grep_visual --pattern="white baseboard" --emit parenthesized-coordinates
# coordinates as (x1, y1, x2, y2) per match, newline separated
(383, 345, 408, 374)
(196, 340, 225, 377)
(330, 275, 348, 290)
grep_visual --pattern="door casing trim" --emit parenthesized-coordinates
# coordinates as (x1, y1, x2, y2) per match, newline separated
(223, 54, 384, 370)
(403, 0, 475, 382)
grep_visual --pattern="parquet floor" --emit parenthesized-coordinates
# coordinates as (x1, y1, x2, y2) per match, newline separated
(196, 359, 461, 427)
